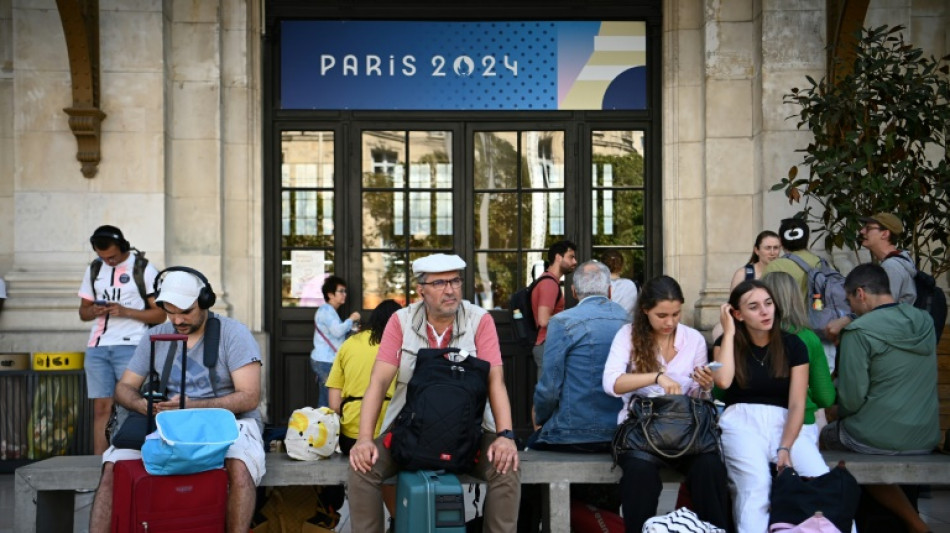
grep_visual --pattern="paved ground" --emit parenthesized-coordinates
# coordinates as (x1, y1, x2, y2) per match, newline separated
(2, 473, 949, 532)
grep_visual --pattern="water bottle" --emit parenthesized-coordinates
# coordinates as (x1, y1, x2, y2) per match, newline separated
(812, 293, 824, 311)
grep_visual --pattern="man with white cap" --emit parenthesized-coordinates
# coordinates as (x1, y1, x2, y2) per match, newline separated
(88, 267, 265, 533)
(349, 253, 521, 533)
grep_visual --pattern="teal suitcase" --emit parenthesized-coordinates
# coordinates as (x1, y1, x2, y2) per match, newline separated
(395, 470, 466, 532)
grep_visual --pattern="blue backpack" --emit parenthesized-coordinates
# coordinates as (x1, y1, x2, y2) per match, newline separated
(785, 254, 851, 341)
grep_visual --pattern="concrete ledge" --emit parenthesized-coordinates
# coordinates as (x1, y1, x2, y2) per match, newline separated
(14, 451, 950, 533)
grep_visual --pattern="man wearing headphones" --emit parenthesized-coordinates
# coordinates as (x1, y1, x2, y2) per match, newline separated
(89, 267, 265, 533)
(79, 225, 166, 454)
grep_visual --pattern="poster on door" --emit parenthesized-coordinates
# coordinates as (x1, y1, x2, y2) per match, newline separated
(280, 20, 647, 111)
(290, 250, 326, 307)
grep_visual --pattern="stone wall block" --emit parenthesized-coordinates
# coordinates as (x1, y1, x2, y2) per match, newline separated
(704, 21, 756, 79)
(706, 194, 753, 255)
(100, 0, 161, 12)
(15, 131, 86, 190)
(13, 6, 66, 71)
(170, 81, 220, 140)
(100, 71, 164, 133)
(668, 0, 704, 31)
(169, 138, 220, 198)
(672, 141, 705, 199)
(170, 0, 219, 23)
(13, 70, 70, 132)
(706, 137, 754, 196)
(223, 142, 250, 201)
(706, 0, 753, 22)
(672, 84, 704, 143)
(761, 70, 818, 132)
(673, 197, 706, 255)
(222, 28, 248, 87)
(100, 9, 163, 72)
(911, 16, 947, 58)
(761, 10, 824, 70)
(96, 131, 164, 192)
(170, 22, 220, 81)
(705, 79, 752, 137)
(222, 86, 248, 143)
(672, 29, 704, 87)
(166, 197, 222, 256)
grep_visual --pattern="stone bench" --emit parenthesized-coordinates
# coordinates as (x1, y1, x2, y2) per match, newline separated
(14, 450, 950, 532)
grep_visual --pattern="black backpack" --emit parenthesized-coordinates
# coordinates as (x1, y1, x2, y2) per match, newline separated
(891, 254, 947, 343)
(508, 274, 561, 346)
(390, 347, 490, 473)
(89, 249, 158, 325)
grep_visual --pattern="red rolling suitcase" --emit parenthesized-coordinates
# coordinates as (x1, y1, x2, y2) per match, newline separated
(111, 459, 228, 532)
(110, 333, 229, 532)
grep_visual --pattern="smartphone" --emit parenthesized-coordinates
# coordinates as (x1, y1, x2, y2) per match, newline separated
(93, 299, 107, 306)
(708, 361, 723, 371)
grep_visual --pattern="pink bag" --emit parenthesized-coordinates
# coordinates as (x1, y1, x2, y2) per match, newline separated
(769, 512, 842, 533)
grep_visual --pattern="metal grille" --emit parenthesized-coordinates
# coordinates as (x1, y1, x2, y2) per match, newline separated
(0, 370, 93, 467)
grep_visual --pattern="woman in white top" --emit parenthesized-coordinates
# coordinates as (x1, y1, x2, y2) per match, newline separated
(603, 275, 732, 532)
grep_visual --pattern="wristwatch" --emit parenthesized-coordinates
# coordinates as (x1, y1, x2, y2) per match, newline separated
(496, 429, 516, 440)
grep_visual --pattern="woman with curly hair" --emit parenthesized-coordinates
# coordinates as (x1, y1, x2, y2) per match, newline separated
(603, 276, 732, 532)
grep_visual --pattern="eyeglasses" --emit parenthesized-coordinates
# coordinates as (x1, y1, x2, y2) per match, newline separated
(420, 277, 463, 290)
(862, 224, 883, 232)
(335, 288, 347, 294)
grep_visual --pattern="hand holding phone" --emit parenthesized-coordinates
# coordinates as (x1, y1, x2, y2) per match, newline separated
(708, 361, 723, 371)
(94, 299, 107, 306)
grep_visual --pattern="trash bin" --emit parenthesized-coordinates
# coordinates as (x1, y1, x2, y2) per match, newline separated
(27, 352, 92, 460)
(0, 353, 31, 463)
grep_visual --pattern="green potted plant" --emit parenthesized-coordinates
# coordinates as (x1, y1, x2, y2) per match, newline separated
(775, 25, 950, 277)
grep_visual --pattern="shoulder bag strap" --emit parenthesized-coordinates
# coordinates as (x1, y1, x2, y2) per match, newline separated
(203, 314, 221, 397)
(315, 322, 338, 352)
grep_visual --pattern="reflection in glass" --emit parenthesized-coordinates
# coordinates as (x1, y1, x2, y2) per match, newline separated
(592, 130, 645, 187)
(474, 132, 518, 189)
(361, 130, 454, 307)
(281, 131, 335, 188)
(282, 190, 334, 247)
(523, 131, 564, 189)
(472, 252, 517, 310)
(593, 247, 645, 288)
(362, 251, 409, 309)
(592, 190, 644, 246)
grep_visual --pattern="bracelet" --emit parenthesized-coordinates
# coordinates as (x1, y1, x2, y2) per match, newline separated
(655, 371, 664, 384)
(777, 446, 791, 454)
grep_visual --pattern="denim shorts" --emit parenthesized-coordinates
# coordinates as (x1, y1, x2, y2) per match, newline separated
(84, 344, 136, 398)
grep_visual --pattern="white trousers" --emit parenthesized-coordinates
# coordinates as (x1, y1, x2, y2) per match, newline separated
(720, 404, 829, 533)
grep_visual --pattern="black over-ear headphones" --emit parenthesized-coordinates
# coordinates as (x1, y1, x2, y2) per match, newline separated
(154, 266, 217, 310)
(89, 226, 131, 253)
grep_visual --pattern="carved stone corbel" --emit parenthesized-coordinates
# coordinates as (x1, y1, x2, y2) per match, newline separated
(57, 0, 106, 178)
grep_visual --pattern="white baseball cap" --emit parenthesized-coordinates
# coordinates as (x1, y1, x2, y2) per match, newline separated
(155, 271, 203, 310)
(412, 253, 466, 274)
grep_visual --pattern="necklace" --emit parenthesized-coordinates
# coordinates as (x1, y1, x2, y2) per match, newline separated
(750, 346, 769, 367)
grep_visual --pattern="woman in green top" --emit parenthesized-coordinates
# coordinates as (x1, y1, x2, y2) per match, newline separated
(762, 272, 836, 440)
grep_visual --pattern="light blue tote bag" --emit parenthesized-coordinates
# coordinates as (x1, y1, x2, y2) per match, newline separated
(141, 408, 239, 475)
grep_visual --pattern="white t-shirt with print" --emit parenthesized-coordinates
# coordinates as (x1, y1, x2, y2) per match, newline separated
(78, 251, 160, 347)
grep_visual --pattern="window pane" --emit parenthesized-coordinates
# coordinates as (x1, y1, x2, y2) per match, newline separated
(592, 130, 645, 187)
(522, 131, 564, 188)
(592, 189, 644, 246)
(362, 191, 405, 249)
(472, 251, 518, 310)
(408, 191, 454, 248)
(473, 192, 518, 249)
(409, 131, 453, 189)
(281, 131, 334, 188)
(282, 190, 334, 247)
(362, 251, 410, 309)
(474, 131, 518, 189)
(282, 249, 335, 308)
(362, 131, 405, 188)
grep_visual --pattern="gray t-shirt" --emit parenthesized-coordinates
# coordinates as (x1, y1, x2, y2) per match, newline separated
(128, 313, 263, 430)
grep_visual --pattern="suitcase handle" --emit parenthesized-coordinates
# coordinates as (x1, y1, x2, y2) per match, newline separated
(150, 334, 188, 342)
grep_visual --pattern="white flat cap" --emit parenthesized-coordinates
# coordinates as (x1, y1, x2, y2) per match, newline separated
(412, 254, 466, 274)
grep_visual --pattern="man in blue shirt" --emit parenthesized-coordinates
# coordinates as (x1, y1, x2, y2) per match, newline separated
(529, 260, 630, 451)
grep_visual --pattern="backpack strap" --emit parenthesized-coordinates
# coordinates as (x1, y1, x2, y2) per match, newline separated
(535, 273, 562, 306)
(131, 249, 152, 310)
(744, 264, 755, 280)
(89, 258, 103, 298)
(784, 252, 817, 273)
(204, 314, 221, 397)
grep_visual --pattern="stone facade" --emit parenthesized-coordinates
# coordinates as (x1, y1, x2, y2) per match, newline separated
(0, 0, 946, 348)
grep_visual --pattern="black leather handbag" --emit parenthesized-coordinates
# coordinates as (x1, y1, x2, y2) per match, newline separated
(611, 394, 721, 465)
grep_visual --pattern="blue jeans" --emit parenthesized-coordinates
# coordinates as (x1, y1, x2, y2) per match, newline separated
(84, 345, 136, 398)
(310, 359, 333, 408)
